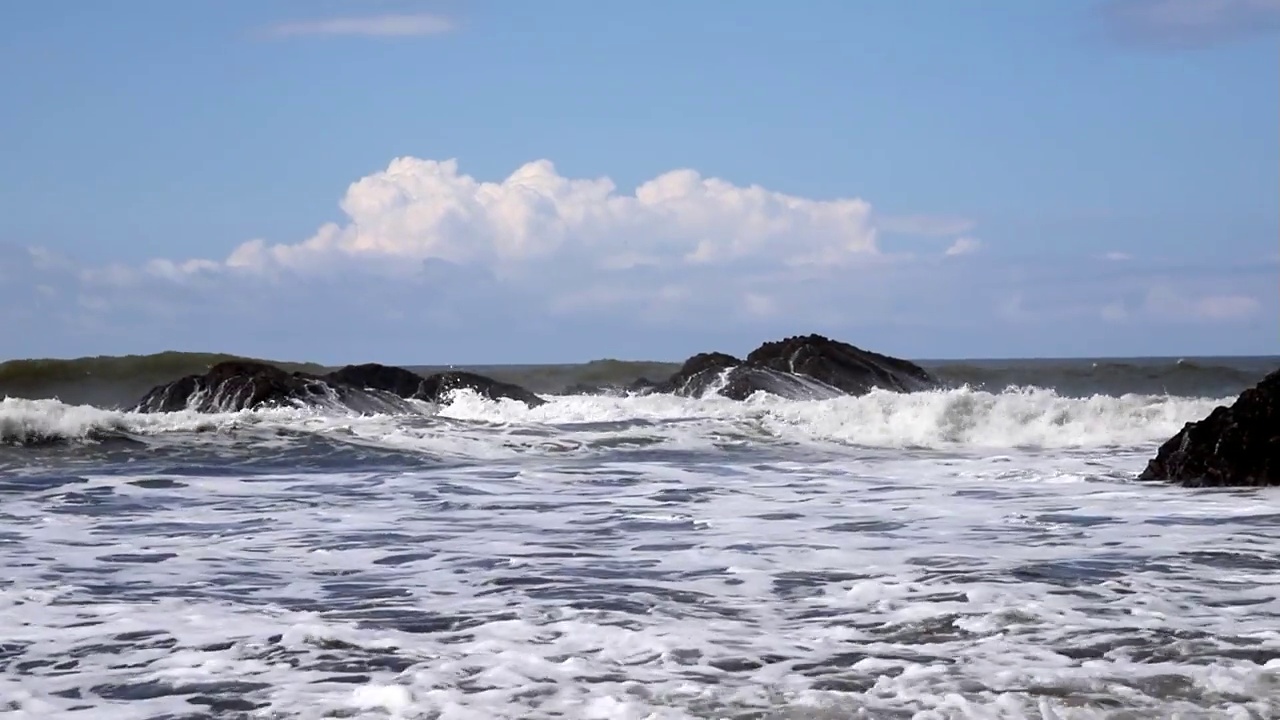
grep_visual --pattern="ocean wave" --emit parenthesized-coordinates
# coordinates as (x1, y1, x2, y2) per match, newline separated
(932, 357, 1270, 398)
(3, 351, 1273, 411)
(1, 387, 1228, 453)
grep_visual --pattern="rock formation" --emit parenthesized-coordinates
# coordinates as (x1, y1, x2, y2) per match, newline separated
(133, 361, 545, 413)
(326, 363, 426, 399)
(417, 370, 546, 408)
(657, 334, 937, 401)
(326, 364, 544, 407)
(1139, 368, 1280, 487)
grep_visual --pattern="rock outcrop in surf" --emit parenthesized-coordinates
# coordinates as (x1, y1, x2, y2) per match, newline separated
(1139, 368, 1280, 487)
(657, 334, 937, 401)
(133, 361, 545, 413)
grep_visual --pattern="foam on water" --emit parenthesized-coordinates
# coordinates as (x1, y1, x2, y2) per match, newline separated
(3, 388, 1278, 718)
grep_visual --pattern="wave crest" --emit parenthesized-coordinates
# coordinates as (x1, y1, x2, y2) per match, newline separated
(2, 386, 1226, 452)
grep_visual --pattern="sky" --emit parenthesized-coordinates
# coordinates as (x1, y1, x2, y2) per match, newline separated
(0, 0, 1276, 364)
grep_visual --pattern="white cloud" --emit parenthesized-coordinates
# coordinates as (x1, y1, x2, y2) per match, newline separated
(263, 14, 456, 38)
(1102, 251, 1132, 261)
(944, 237, 982, 256)
(183, 157, 880, 277)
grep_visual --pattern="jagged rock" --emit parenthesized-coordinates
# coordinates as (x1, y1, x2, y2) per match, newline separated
(1139, 368, 1280, 487)
(133, 361, 545, 413)
(658, 334, 937, 401)
(746, 334, 936, 395)
(656, 352, 744, 397)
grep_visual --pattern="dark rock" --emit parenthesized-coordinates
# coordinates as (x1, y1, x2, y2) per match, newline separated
(133, 361, 345, 413)
(657, 352, 744, 397)
(325, 363, 426, 398)
(328, 363, 544, 407)
(419, 371, 546, 408)
(746, 334, 936, 395)
(658, 334, 937, 401)
(133, 361, 545, 413)
(1139, 368, 1280, 487)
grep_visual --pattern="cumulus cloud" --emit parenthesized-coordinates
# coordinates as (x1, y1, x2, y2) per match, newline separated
(262, 14, 456, 38)
(1098, 0, 1280, 48)
(191, 157, 880, 276)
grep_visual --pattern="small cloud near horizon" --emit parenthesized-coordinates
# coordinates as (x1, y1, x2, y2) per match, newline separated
(944, 237, 982, 257)
(261, 13, 456, 39)
(1097, 0, 1280, 49)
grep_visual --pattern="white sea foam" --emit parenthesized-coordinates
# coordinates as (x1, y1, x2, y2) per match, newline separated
(3, 387, 1274, 718)
(3, 451, 1279, 718)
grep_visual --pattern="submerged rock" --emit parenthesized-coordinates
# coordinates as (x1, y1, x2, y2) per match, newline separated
(658, 334, 937, 401)
(560, 377, 659, 397)
(1139, 368, 1280, 487)
(133, 361, 545, 413)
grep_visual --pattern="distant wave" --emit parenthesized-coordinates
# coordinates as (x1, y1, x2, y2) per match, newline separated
(0, 387, 1230, 453)
(0, 352, 330, 409)
(930, 357, 1272, 399)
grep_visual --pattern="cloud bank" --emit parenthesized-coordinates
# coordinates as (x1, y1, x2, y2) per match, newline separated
(2, 157, 1273, 362)
(180, 158, 895, 277)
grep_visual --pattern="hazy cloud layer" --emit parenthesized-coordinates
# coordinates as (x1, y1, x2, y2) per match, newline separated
(1098, 0, 1280, 48)
(262, 14, 456, 38)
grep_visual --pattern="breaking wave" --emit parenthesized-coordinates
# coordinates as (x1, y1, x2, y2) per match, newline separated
(1, 387, 1227, 453)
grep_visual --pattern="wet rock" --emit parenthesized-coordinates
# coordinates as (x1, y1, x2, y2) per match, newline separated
(1140, 368, 1280, 487)
(133, 361, 347, 413)
(330, 363, 545, 407)
(133, 361, 545, 413)
(658, 334, 937, 400)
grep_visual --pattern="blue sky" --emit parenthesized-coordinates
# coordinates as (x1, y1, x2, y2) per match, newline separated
(1, 0, 1276, 364)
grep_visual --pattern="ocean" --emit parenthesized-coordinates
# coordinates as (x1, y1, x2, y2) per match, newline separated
(2, 355, 1279, 719)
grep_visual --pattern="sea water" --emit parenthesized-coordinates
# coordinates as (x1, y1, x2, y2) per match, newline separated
(2, 384, 1279, 718)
